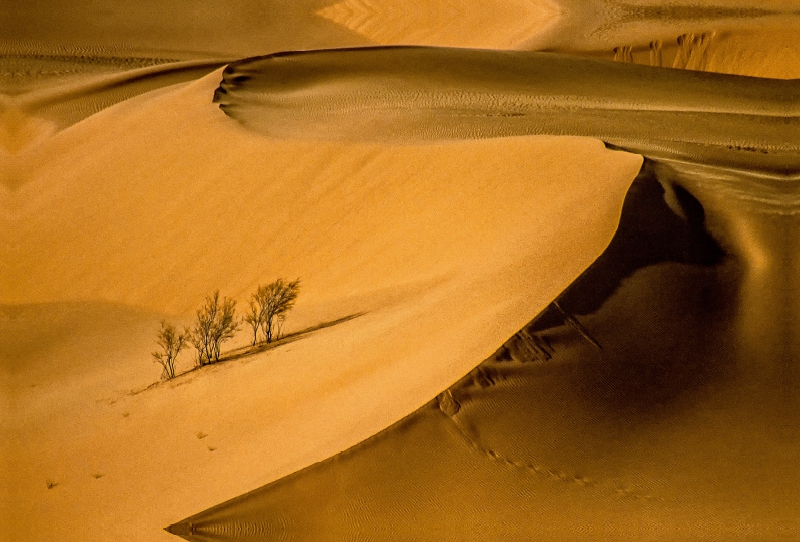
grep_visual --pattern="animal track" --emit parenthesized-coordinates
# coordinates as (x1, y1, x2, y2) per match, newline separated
(436, 391, 593, 489)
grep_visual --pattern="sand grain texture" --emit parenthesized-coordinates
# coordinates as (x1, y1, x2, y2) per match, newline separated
(3, 2, 800, 541)
(1, 67, 641, 542)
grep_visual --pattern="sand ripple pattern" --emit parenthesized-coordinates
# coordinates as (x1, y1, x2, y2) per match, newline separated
(315, 0, 560, 49)
(168, 510, 295, 541)
(214, 47, 800, 176)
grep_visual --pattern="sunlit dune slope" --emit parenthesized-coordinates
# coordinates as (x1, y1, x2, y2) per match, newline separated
(2, 68, 643, 314)
(0, 60, 230, 156)
(2, 69, 641, 542)
(168, 162, 800, 542)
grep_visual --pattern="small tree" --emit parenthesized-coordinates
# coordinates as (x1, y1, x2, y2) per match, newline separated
(243, 298, 262, 347)
(190, 290, 239, 366)
(259, 278, 300, 344)
(152, 321, 189, 380)
(244, 279, 301, 346)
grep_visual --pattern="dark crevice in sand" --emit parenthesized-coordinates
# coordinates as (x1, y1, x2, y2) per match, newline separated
(531, 158, 724, 327)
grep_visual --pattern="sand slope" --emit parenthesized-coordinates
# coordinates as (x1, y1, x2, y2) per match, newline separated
(1, 67, 641, 542)
(166, 161, 800, 542)
(215, 48, 800, 175)
(316, 0, 561, 49)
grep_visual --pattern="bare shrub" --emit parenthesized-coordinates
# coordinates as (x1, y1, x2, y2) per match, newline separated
(243, 297, 263, 347)
(190, 291, 239, 366)
(245, 279, 300, 345)
(152, 321, 189, 379)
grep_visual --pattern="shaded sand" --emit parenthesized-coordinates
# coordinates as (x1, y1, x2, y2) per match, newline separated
(0, 1, 365, 62)
(515, 0, 800, 53)
(313, 0, 800, 74)
(0, 61, 231, 159)
(1, 67, 642, 542)
(167, 163, 800, 542)
(215, 48, 799, 175)
(4, 0, 799, 60)
(596, 25, 800, 79)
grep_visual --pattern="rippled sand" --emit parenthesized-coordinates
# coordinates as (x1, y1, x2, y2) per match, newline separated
(215, 47, 799, 174)
(3, 2, 800, 542)
(167, 161, 800, 541)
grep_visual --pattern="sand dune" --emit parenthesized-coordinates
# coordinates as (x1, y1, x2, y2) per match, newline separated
(1, 66, 641, 542)
(4, 2, 800, 541)
(316, 0, 561, 49)
(0, 60, 230, 159)
(312, 0, 800, 75)
(516, 0, 800, 52)
(215, 47, 799, 175)
(168, 162, 800, 541)
(166, 44, 800, 542)
(0, 1, 365, 61)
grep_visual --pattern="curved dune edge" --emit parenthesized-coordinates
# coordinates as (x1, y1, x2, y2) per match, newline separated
(166, 163, 800, 542)
(3, 66, 642, 542)
(214, 47, 799, 179)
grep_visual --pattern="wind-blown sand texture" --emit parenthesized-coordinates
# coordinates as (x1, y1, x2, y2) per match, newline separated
(1, 68, 640, 542)
(3, 2, 800, 542)
(164, 47, 800, 541)
(215, 47, 799, 173)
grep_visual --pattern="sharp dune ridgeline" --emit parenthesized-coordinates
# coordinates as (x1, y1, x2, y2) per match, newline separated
(3, 2, 800, 542)
(1, 63, 642, 542)
(172, 42, 800, 542)
(215, 47, 800, 175)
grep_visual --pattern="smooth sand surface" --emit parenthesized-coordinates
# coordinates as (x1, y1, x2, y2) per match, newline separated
(166, 159, 800, 541)
(1, 67, 641, 542)
(316, 0, 562, 50)
(3, 3, 799, 541)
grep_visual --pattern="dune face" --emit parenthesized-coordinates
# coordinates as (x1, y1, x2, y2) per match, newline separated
(4, 2, 800, 542)
(166, 160, 800, 541)
(215, 47, 799, 175)
(1, 63, 641, 542)
(161, 47, 800, 541)
(313, 0, 800, 57)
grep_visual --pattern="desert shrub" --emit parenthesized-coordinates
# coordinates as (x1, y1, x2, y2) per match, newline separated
(243, 296, 263, 347)
(190, 291, 239, 366)
(244, 278, 300, 345)
(152, 321, 189, 379)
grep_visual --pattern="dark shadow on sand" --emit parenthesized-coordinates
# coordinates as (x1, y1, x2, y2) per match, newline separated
(132, 312, 365, 396)
(163, 159, 800, 541)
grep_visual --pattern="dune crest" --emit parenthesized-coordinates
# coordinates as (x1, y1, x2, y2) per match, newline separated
(215, 48, 799, 176)
(316, 0, 561, 49)
(2, 63, 645, 542)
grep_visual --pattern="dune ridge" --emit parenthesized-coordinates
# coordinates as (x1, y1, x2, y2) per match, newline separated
(2, 66, 643, 542)
(4, 3, 800, 541)
(0, 59, 231, 151)
(215, 47, 800, 175)
(167, 167, 800, 541)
